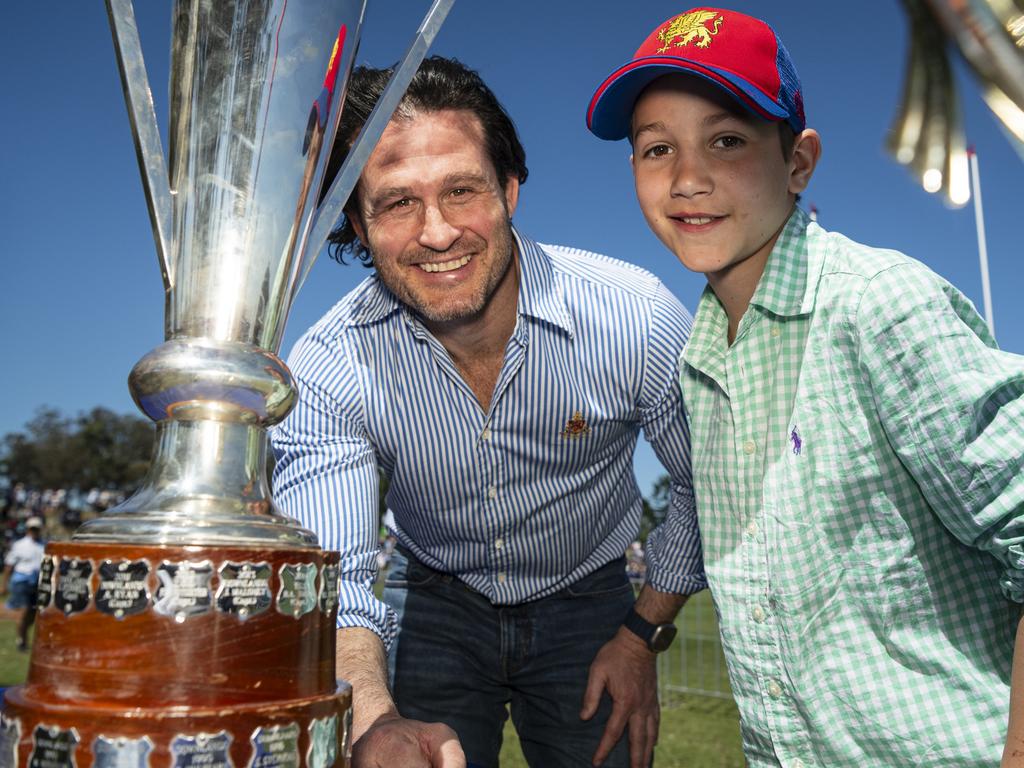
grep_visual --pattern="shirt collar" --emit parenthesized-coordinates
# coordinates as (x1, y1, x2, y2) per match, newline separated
(748, 206, 816, 318)
(514, 227, 574, 337)
(682, 206, 821, 389)
(344, 225, 574, 337)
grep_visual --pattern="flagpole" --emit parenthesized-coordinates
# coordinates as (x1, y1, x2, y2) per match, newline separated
(968, 146, 995, 339)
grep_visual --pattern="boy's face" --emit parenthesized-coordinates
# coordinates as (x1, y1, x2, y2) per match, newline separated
(630, 74, 814, 280)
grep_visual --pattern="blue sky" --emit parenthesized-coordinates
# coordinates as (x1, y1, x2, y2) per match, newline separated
(2, 1, 1021, 496)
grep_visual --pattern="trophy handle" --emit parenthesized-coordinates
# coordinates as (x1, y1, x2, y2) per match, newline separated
(106, 0, 175, 293)
(295, 0, 457, 297)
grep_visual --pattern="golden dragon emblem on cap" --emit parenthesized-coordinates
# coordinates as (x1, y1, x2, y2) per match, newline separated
(657, 10, 723, 53)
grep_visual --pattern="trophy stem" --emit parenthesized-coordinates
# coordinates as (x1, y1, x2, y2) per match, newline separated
(74, 419, 317, 548)
(72, 338, 315, 548)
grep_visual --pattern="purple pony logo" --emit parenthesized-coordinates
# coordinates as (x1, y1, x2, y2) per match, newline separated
(790, 427, 802, 455)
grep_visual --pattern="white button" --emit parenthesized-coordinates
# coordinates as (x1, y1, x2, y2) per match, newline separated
(488, 486, 497, 499)
(771, 326, 781, 338)
(481, 428, 492, 441)
(494, 538, 504, 549)
(745, 521, 759, 537)
(752, 606, 766, 623)
(790, 760, 805, 768)
(767, 679, 783, 698)
(497, 572, 506, 584)
(743, 440, 756, 455)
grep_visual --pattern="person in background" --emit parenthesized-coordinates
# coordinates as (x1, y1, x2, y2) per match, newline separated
(2, 516, 45, 651)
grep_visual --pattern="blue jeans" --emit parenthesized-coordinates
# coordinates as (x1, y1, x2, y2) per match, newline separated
(383, 550, 635, 767)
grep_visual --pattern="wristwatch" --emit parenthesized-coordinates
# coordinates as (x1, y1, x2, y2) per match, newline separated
(623, 607, 677, 652)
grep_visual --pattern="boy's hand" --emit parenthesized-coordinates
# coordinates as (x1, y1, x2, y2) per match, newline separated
(580, 627, 659, 768)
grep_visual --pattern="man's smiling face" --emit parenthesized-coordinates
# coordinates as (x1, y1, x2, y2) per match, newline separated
(353, 108, 519, 325)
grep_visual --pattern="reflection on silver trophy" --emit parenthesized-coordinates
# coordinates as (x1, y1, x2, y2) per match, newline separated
(0, 3, 454, 766)
(76, 0, 454, 547)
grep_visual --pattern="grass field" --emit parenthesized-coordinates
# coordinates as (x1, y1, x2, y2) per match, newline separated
(0, 592, 745, 767)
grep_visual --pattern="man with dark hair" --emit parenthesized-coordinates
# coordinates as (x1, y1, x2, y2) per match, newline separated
(272, 56, 704, 768)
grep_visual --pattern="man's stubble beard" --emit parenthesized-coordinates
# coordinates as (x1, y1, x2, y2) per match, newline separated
(371, 222, 515, 325)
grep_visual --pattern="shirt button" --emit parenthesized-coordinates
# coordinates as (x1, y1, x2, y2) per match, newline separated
(790, 760, 805, 768)
(745, 521, 759, 537)
(494, 538, 504, 549)
(767, 679, 783, 698)
(481, 428, 492, 441)
(752, 606, 766, 623)
(743, 440, 756, 455)
(488, 486, 497, 499)
(497, 572, 506, 584)
(771, 326, 781, 338)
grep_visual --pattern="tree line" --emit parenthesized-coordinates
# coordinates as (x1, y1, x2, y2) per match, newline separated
(1, 406, 671, 542)
(1, 407, 154, 492)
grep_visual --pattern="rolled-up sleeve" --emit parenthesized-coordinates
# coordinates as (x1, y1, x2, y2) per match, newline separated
(271, 328, 397, 645)
(639, 283, 707, 596)
(855, 261, 1024, 601)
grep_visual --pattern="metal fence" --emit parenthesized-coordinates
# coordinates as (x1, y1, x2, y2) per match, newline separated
(658, 590, 733, 702)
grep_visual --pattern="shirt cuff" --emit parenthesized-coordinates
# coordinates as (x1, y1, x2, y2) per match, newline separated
(335, 579, 398, 649)
(1000, 544, 1024, 604)
(644, 565, 708, 596)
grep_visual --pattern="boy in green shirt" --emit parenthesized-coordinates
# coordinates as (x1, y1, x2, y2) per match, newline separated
(587, 7, 1024, 766)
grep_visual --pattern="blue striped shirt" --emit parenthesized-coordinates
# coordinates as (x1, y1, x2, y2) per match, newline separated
(271, 228, 706, 646)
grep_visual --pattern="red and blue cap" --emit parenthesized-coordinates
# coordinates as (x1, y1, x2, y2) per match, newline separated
(587, 8, 805, 141)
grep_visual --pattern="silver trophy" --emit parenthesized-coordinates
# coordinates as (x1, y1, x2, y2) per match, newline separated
(0, 3, 453, 766)
(75, 0, 453, 547)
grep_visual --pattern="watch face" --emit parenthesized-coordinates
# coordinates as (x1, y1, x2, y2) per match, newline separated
(649, 623, 678, 652)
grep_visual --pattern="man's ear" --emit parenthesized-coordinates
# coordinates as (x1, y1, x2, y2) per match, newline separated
(789, 129, 822, 195)
(504, 175, 520, 219)
(347, 205, 367, 244)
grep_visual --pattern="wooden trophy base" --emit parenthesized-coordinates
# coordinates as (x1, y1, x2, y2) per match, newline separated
(1, 542, 351, 768)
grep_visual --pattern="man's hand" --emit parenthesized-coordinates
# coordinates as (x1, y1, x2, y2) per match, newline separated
(580, 627, 659, 768)
(352, 713, 465, 768)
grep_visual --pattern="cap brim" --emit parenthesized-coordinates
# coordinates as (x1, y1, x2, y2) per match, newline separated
(587, 57, 788, 141)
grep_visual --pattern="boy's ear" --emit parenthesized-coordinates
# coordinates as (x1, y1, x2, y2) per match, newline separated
(789, 129, 822, 195)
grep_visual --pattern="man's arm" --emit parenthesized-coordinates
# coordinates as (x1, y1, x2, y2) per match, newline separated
(583, 283, 706, 768)
(272, 330, 464, 768)
(581, 585, 688, 768)
(339, 627, 464, 768)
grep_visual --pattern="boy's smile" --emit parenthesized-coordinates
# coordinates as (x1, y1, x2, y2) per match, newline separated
(630, 74, 818, 322)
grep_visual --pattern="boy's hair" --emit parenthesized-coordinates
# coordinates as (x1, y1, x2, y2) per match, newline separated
(779, 123, 796, 160)
(324, 56, 529, 265)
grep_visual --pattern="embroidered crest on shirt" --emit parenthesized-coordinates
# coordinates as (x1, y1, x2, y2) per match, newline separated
(657, 10, 723, 53)
(790, 426, 802, 455)
(561, 411, 591, 439)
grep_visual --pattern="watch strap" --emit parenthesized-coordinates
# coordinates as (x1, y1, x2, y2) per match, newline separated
(622, 607, 676, 652)
(623, 606, 658, 643)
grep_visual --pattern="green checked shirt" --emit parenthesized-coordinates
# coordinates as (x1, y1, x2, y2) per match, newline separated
(681, 207, 1024, 767)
